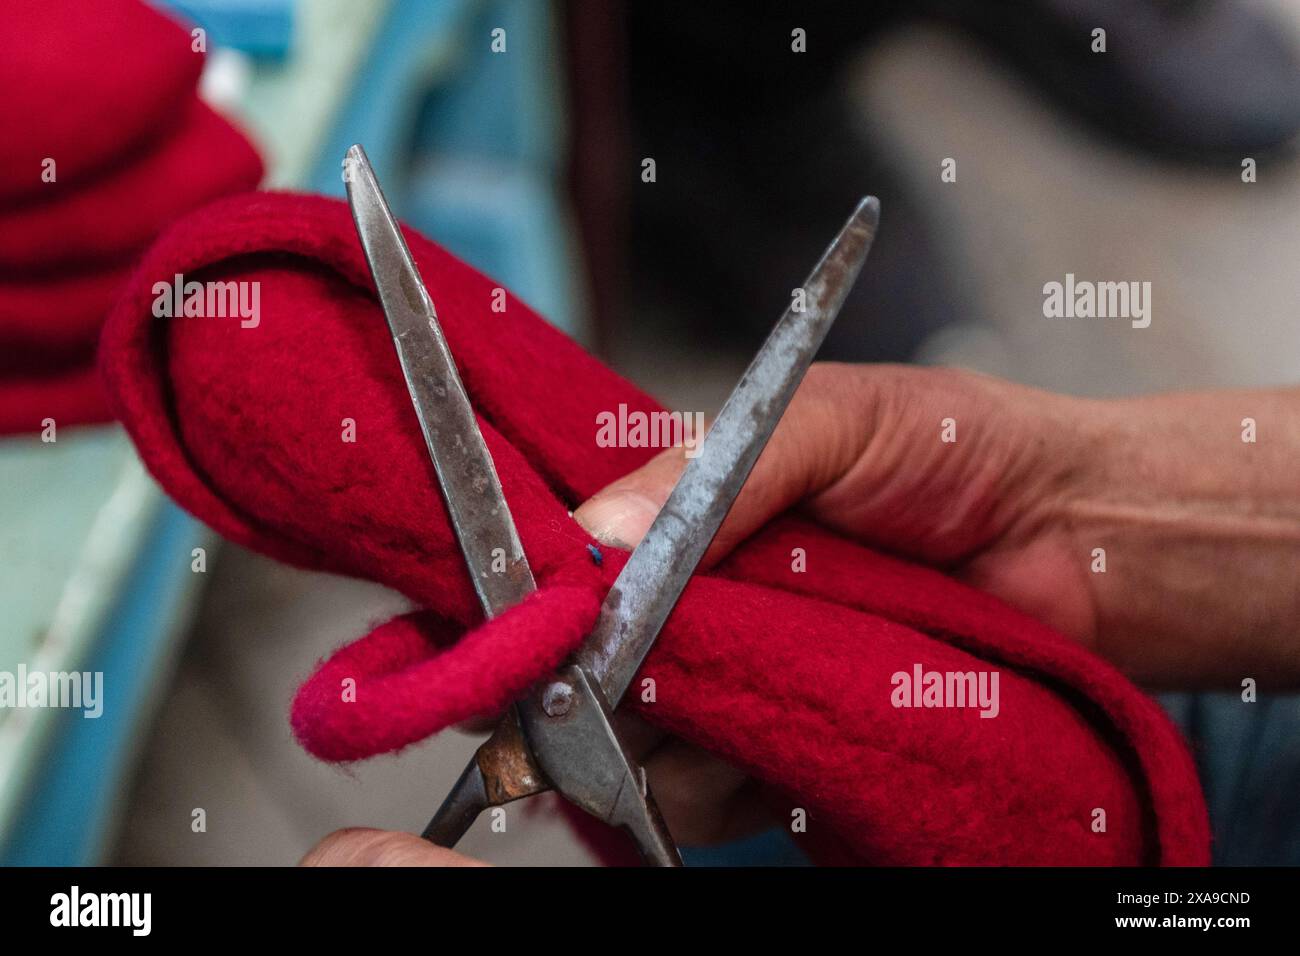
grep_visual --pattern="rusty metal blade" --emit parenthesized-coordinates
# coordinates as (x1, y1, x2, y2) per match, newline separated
(344, 143, 536, 616)
(575, 197, 880, 707)
(346, 145, 549, 849)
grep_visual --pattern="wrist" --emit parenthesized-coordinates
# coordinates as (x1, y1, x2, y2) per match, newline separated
(1064, 390, 1300, 686)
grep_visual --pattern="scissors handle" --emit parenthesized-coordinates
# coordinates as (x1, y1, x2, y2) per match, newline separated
(422, 760, 489, 847)
(424, 699, 680, 866)
(422, 708, 551, 846)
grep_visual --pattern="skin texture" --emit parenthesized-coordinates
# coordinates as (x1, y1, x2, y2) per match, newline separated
(299, 827, 488, 867)
(302, 362, 1300, 865)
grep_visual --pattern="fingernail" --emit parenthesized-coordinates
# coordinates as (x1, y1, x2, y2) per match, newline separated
(573, 489, 662, 551)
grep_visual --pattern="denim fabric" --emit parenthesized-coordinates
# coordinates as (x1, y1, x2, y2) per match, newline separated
(1163, 692, 1300, 865)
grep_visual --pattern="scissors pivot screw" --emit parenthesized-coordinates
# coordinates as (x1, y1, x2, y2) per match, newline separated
(542, 681, 574, 717)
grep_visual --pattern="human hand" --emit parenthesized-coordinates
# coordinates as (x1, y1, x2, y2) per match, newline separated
(304, 362, 1300, 864)
(577, 362, 1300, 688)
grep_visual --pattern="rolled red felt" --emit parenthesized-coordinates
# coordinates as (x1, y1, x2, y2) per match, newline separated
(0, 97, 264, 271)
(0, 264, 132, 357)
(99, 192, 1210, 865)
(0, 361, 110, 435)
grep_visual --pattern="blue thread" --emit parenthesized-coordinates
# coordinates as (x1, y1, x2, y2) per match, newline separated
(586, 543, 603, 566)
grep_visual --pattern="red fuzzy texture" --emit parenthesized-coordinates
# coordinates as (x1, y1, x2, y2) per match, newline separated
(0, 363, 110, 434)
(0, 98, 264, 272)
(0, 0, 200, 202)
(0, 265, 130, 356)
(296, 588, 601, 761)
(99, 191, 1210, 866)
(0, 0, 263, 435)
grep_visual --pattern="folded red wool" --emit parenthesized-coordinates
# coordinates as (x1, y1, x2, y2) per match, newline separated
(100, 192, 1211, 866)
(0, 264, 131, 433)
(0, 98, 264, 272)
(0, 364, 109, 434)
(0, 265, 131, 357)
(0, 0, 263, 435)
(0, 0, 201, 203)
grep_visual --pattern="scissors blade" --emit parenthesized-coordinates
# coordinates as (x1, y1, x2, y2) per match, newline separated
(346, 145, 550, 848)
(344, 143, 535, 616)
(421, 709, 548, 846)
(575, 197, 880, 707)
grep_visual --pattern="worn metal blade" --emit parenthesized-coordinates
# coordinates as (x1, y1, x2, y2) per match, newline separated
(344, 143, 535, 616)
(347, 146, 551, 850)
(575, 197, 880, 707)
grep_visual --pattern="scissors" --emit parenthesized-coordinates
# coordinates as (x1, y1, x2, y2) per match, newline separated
(344, 144, 878, 865)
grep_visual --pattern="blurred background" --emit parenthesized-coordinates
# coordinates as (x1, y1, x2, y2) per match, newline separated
(3, 0, 1300, 866)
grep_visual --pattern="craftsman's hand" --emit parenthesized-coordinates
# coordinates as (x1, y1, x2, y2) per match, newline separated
(577, 362, 1300, 688)
(302, 362, 1300, 865)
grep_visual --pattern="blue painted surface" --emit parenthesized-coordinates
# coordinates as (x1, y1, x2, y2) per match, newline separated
(311, 0, 583, 335)
(157, 0, 296, 59)
(403, 161, 581, 332)
(1, 503, 202, 866)
(309, 0, 475, 199)
(412, 0, 564, 169)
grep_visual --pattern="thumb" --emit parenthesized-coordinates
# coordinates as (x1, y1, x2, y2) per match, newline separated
(573, 362, 1066, 567)
(300, 828, 488, 866)
(572, 362, 878, 565)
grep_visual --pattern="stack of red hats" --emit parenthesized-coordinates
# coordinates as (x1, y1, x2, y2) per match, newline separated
(0, 0, 263, 435)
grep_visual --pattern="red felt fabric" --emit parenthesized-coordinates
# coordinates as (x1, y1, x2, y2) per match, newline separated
(0, 98, 264, 272)
(0, 0, 201, 202)
(0, 0, 262, 435)
(100, 191, 1211, 866)
(0, 362, 110, 435)
(0, 265, 131, 356)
